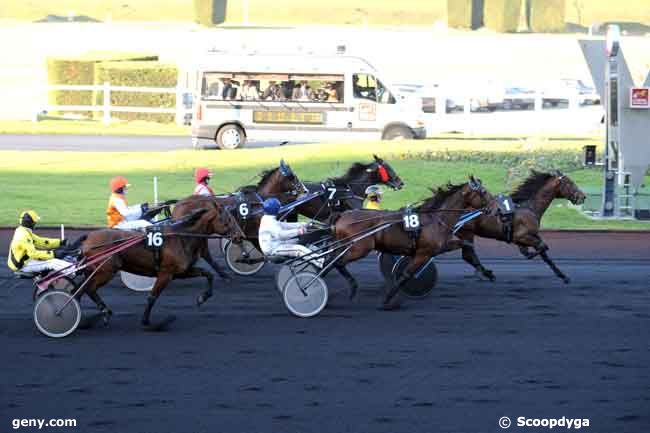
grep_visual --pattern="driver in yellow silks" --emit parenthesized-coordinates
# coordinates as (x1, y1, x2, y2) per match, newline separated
(363, 185, 383, 210)
(7, 211, 71, 273)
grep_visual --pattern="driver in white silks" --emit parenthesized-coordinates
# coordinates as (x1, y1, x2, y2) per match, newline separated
(106, 176, 151, 230)
(258, 198, 323, 267)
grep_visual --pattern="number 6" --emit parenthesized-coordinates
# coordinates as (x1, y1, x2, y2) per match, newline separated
(239, 203, 249, 217)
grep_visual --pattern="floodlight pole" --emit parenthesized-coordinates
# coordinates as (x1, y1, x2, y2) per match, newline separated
(602, 25, 621, 217)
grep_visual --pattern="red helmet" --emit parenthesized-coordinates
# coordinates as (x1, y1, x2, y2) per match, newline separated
(110, 176, 130, 193)
(195, 167, 212, 183)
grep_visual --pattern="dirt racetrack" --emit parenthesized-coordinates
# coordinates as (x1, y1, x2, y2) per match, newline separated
(1, 231, 649, 433)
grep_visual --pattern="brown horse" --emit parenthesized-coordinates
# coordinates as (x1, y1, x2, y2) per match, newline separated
(79, 199, 242, 329)
(295, 155, 404, 221)
(457, 170, 586, 283)
(332, 176, 494, 309)
(171, 162, 305, 276)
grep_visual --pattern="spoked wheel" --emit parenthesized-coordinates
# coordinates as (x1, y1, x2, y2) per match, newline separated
(224, 240, 266, 276)
(275, 263, 318, 293)
(33, 290, 81, 338)
(378, 252, 399, 282)
(283, 271, 328, 318)
(120, 272, 156, 292)
(392, 256, 438, 299)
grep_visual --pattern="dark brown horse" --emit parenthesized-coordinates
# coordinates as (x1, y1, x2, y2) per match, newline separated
(171, 162, 305, 276)
(332, 176, 494, 309)
(294, 155, 404, 221)
(79, 199, 242, 329)
(457, 170, 586, 283)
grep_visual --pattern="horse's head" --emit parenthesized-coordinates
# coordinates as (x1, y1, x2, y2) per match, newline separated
(208, 201, 244, 243)
(462, 175, 494, 210)
(259, 160, 305, 197)
(369, 154, 403, 190)
(551, 171, 586, 205)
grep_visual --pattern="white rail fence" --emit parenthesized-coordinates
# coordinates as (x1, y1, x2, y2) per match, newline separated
(44, 83, 192, 125)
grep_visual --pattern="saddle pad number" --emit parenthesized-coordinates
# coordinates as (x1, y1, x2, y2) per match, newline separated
(497, 195, 514, 214)
(146, 231, 164, 249)
(327, 187, 337, 200)
(403, 214, 420, 231)
(239, 203, 249, 217)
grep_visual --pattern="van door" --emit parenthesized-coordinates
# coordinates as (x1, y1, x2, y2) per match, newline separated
(351, 73, 396, 140)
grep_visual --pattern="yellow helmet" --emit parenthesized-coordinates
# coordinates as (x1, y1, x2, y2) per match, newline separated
(20, 210, 41, 227)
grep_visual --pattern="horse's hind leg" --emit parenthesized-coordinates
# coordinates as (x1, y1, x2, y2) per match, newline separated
(382, 254, 428, 310)
(334, 264, 359, 300)
(539, 250, 570, 284)
(142, 273, 173, 328)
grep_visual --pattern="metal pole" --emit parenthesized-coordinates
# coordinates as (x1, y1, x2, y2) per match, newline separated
(102, 82, 111, 125)
(60, 224, 65, 240)
(153, 176, 158, 204)
(243, 0, 249, 25)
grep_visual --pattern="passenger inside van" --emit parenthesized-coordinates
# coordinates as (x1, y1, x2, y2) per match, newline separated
(240, 80, 260, 100)
(292, 81, 314, 101)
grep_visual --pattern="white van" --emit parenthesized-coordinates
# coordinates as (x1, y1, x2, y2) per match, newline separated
(191, 53, 426, 149)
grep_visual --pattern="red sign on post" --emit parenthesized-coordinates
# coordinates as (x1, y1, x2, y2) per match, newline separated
(630, 87, 650, 108)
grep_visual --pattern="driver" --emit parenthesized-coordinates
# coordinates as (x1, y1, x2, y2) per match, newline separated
(7, 211, 72, 273)
(363, 185, 383, 210)
(258, 198, 322, 267)
(106, 176, 151, 229)
(193, 167, 214, 196)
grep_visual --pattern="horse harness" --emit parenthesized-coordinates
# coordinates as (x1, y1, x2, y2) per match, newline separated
(402, 206, 421, 253)
(495, 194, 515, 243)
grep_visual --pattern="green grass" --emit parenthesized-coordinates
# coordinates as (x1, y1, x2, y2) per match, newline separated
(0, 120, 189, 136)
(1, 139, 649, 229)
(2, 0, 648, 27)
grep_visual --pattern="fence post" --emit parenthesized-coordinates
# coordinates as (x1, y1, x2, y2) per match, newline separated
(534, 89, 543, 111)
(175, 86, 183, 126)
(153, 176, 159, 205)
(102, 82, 111, 125)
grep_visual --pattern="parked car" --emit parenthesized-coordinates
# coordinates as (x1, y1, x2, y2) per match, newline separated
(501, 86, 535, 110)
(542, 78, 600, 107)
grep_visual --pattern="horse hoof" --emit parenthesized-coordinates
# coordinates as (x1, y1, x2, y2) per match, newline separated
(143, 315, 176, 332)
(349, 285, 358, 300)
(562, 277, 571, 284)
(196, 293, 211, 306)
(78, 313, 104, 330)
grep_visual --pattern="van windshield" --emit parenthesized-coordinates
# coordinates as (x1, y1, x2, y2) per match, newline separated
(201, 72, 344, 103)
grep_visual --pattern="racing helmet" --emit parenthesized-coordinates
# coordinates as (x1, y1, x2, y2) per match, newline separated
(110, 176, 130, 193)
(365, 185, 383, 199)
(195, 167, 212, 184)
(20, 210, 40, 229)
(263, 198, 281, 215)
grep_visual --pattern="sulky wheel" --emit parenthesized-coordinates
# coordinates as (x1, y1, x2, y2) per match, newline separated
(33, 290, 81, 338)
(224, 239, 266, 276)
(120, 272, 156, 292)
(392, 256, 438, 299)
(282, 271, 328, 318)
(275, 263, 318, 293)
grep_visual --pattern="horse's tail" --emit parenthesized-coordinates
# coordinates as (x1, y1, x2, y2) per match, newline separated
(69, 234, 88, 250)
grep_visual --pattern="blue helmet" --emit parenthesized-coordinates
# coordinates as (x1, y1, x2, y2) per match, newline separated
(263, 198, 281, 215)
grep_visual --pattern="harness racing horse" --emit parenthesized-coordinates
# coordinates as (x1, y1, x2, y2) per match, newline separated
(456, 170, 586, 283)
(171, 161, 305, 274)
(79, 200, 242, 330)
(332, 176, 494, 309)
(289, 155, 404, 296)
(294, 155, 404, 221)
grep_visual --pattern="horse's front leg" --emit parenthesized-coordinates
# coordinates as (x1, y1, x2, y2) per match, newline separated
(201, 241, 231, 281)
(518, 234, 569, 283)
(458, 233, 495, 281)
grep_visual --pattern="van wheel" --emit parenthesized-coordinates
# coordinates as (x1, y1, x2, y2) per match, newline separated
(383, 125, 414, 140)
(216, 124, 245, 149)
